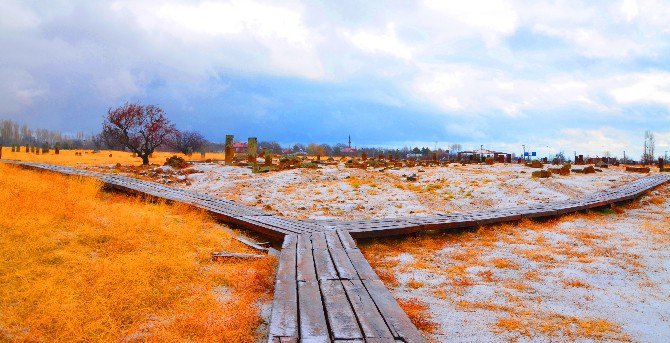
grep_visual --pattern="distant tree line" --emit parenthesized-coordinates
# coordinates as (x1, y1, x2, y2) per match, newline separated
(9, 102, 661, 166)
(0, 119, 94, 150)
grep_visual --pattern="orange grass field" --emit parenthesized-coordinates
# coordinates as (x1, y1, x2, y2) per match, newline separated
(0, 163, 276, 342)
(0, 147, 226, 166)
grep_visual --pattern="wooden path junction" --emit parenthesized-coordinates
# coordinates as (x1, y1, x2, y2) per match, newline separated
(4, 160, 669, 342)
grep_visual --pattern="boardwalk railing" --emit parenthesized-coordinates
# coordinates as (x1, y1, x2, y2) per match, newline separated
(3, 160, 669, 343)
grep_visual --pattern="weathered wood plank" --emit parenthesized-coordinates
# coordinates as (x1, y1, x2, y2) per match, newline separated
(344, 248, 378, 280)
(269, 235, 298, 341)
(337, 230, 358, 250)
(362, 279, 426, 342)
(330, 248, 358, 280)
(342, 280, 395, 339)
(312, 246, 338, 281)
(211, 252, 265, 260)
(297, 246, 318, 282)
(298, 280, 329, 341)
(320, 280, 363, 340)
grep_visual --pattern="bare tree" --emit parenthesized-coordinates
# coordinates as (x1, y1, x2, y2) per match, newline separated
(168, 130, 208, 155)
(259, 141, 282, 154)
(307, 143, 327, 156)
(102, 102, 176, 165)
(642, 130, 655, 164)
(553, 151, 567, 163)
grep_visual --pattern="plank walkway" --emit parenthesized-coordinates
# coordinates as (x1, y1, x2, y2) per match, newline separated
(270, 231, 422, 342)
(3, 160, 669, 342)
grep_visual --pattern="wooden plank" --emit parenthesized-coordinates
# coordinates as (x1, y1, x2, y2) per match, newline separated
(311, 231, 329, 250)
(330, 248, 358, 280)
(296, 246, 318, 282)
(297, 233, 313, 251)
(362, 279, 426, 342)
(298, 280, 329, 341)
(345, 248, 379, 280)
(211, 252, 265, 260)
(320, 280, 363, 340)
(235, 236, 270, 251)
(269, 236, 298, 341)
(337, 230, 358, 250)
(269, 337, 299, 343)
(342, 279, 395, 339)
(325, 230, 344, 250)
(312, 246, 338, 280)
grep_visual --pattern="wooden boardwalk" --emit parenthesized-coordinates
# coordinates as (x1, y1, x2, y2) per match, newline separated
(4, 160, 669, 343)
(270, 231, 423, 342)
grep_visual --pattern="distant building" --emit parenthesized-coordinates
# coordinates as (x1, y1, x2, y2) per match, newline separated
(341, 147, 357, 154)
(341, 134, 357, 154)
(458, 149, 510, 161)
(232, 142, 247, 153)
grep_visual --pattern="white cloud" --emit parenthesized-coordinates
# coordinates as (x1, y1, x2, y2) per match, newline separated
(1, 0, 670, 150)
(114, 0, 325, 79)
(410, 64, 611, 116)
(620, 0, 640, 22)
(0, 68, 46, 113)
(610, 72, 670, 107)
(343, 24, 414, 60)
(0, 1, 39, 30)
(423, 0, 518, 39)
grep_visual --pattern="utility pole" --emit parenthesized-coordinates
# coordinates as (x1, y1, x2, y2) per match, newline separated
(623, 151, 626, 164)
(523, 145, 526, 162)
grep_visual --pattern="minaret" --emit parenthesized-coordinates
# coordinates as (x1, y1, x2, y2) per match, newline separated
(348, 135, 351, 149)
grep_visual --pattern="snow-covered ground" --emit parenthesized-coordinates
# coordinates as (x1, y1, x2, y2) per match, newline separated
(359, 185, 670, 342)
(181, 163, 640, 220)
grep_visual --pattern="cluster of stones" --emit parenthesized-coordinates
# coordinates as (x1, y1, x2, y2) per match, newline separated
(222, 135, 294, 173)
(5, 144, 57, 155)
(524, 154, 669, 179)
(344, 152, 466, 170)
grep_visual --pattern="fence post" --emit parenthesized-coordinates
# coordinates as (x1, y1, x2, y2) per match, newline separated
(225, 135, 234, 166)
(247, 137, 257, 165)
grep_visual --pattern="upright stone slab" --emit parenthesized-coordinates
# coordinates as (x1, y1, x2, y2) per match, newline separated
(247, 137, 257, 164)
(264, 149, 273, 167)
(225, 135, 234, 165)
(361, 152, 367, 161)
(659, 157, 664, 171)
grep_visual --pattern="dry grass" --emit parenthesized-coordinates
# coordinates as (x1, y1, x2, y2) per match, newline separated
(489, 258, 520, 270)
(1, 147, 225, 166)
(406, 278, 426, 289)
(347, 176, 378, 189)
(648, 196, 665, 205)
(0, 164, 276, 342)
(397, 298, 439, 333)
(563, 279, 590, 288)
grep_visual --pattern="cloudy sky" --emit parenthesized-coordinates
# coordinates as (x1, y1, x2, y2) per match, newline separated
(1, 0, 670, 158)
